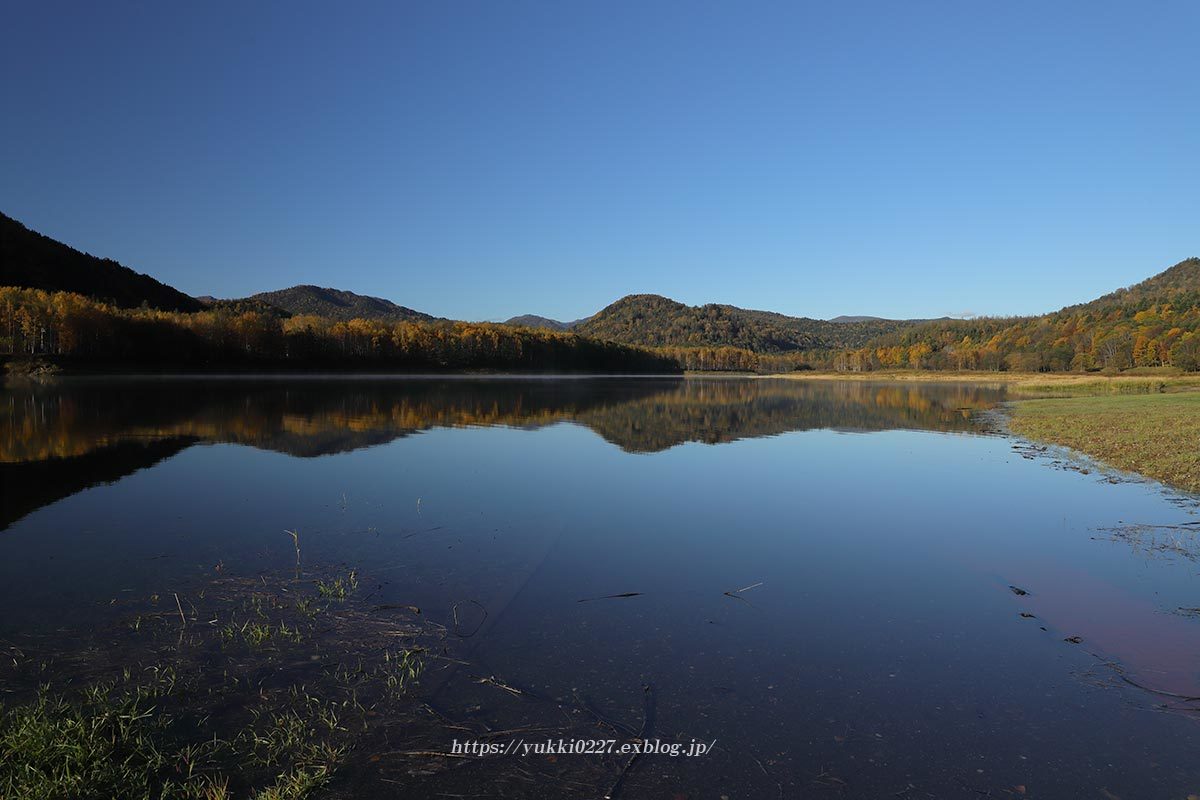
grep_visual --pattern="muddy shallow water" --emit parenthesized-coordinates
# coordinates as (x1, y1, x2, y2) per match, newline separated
(2, 376, 1198, 798)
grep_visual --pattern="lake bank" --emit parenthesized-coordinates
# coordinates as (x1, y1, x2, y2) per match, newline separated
(768, 368, 1200, 392)
(1008, 393, 1200, 493)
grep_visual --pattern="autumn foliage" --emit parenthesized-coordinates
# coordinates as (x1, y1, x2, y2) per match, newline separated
(0, 287, 679, 373)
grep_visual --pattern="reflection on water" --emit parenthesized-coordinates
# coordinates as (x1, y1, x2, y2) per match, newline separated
(1, 377, 1004, 529)
(2, 376, 1199, 799)
(3, 376, 1003, 459)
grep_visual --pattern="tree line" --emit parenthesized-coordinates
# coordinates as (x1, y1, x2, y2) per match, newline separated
(0, 287, 680, 373)
(6, 272, 1199, 375)
(818, 301, 1200, 373)
(814, 257, 1200, 373)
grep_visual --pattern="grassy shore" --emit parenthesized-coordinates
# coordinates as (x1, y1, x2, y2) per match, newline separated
(769, 368, 1200, 394)
(767, 370, 1200, 493)
(1007, 393, 1200, 493)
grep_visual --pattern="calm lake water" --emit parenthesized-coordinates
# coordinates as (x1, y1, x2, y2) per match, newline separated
(2, 376, 1199, 798)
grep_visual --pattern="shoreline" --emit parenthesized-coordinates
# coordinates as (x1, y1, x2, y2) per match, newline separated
(1006, 392, 1200, 495)
(764, 368, 1200, 389)
(765, 369, 1200, 494)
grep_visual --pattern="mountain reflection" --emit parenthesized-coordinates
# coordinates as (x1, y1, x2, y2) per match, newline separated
(1, 377, 1005, 528)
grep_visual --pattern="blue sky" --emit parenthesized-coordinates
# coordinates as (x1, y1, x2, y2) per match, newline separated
(2, 2, 1197, 322)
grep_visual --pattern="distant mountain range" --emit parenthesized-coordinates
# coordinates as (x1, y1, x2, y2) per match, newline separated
(2, 210, 1196, 369)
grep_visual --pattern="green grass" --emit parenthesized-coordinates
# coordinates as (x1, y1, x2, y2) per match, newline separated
(314, 570, 358, 600)
(220, 619, 303, 648)
(1009, 393, 1200, 493)
(0, 564, 433, 799)
(0, 671, 346, 800)
(377, 648, 425, 699)
(0, 668, 254, 800)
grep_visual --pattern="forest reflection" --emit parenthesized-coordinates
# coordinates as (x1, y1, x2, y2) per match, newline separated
(1, 377, 1006, 528)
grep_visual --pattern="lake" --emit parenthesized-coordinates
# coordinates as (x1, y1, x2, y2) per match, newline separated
(2, 376, 1198, 798)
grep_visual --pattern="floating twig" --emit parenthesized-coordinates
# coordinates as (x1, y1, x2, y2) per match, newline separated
(474, 675, 526, 697)
(577, 592, 643, 603)
(723, 581, 764, 601)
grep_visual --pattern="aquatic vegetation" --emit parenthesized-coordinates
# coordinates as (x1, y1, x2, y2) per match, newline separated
(378, 648, 425, 698)
(293, 596, 319, 618)
(243, 708, 347, 769)
(220, 619, 304, 648)
(1098, 523, 1200, 563)
(283, 529, 301, 572)
(0, 673, 346, 800)
(315, 570, 358, 600)
(0, 671, 222, 799)
(0, 564, 440, 799)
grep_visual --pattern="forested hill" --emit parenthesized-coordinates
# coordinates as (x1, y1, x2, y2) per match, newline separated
(571, 294, 916, 352)
(502, 314, 577, 331)
(0, 212, 201, 312)
(1069, 257, 1200, 312)
(247, 286, 435, 322)
(841, 258, 1200, 372)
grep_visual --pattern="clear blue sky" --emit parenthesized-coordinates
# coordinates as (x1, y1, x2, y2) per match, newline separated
(2, 2, 1197, 322)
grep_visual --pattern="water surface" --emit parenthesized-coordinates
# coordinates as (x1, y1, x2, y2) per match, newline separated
(2, 377, 1198, 798)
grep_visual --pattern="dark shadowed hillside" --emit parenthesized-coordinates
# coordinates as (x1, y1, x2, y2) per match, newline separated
(197, 296, 292, 317)
(572, 294, 914, 353)
(247, 285, 435, 322)
(0, 212, 201, 311)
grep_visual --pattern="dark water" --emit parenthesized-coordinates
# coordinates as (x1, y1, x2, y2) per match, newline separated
(2, 376, 1199, 798)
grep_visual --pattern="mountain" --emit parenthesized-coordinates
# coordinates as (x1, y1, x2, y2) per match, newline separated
(571, 294, 914, 353)
(502, 314, 590, 331)
(1069, 257, 1200, 312)
(246, 285, 435, 322)
(850, 257, 1200, 372)
(503, 314, 571, 330)
(0, 211, 201, 311)
(830, 315, 888, 324)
